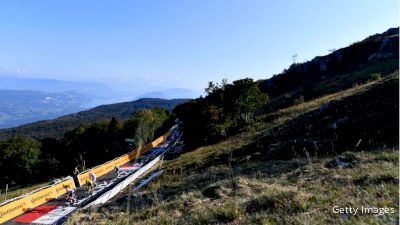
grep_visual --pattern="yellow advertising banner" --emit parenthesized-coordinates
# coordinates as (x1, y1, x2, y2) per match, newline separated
(77, 127, 175, 185)
(118, 155, 130, 166)
(78, 171, 90, 186)
(28, 187, 57, 208)
(93, 165, 106, 178)
(0, 127, 176, 223)
(53, 178, 76, 196)
(103, 161, 116, 174)
(128, 149, 143, 160)
(0, 177, 77, 224)
(111, 158, 121, 168)
(0, 198, 31, 224)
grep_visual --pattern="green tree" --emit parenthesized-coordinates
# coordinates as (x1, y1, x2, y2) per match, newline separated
(0, 137, 41, 184)
(224, 78, 269, 124)
(175, 78, 269, 149)
(124, 108, 169, 149)
(105, 117, 123, 156)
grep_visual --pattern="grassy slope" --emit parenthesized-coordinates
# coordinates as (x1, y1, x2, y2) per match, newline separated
(0, 182, 49, 203)
(68, 74, 398, 224)
(267, 58, 399, 111)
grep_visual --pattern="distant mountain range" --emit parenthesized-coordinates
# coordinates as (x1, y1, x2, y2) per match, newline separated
(0, 76, 116, 99)
(137, 88, 202, 99)
(0, 90, 89, 128)
(0, 75, 202, 128)
(0, 98, 189, 140)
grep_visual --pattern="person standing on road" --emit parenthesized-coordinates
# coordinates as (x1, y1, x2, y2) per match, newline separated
(114, 165, 121, 178)
(72, 166, 80, 187)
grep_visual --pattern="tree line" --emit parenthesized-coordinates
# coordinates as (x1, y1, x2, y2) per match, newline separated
(174, 78, 268, 149)
(0, 78, 269, 187)
(0, 108, 173, 187)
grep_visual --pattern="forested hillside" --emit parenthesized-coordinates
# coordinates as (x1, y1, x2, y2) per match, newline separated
(0, 98, 188, 140)
(0, 107, 176, 187)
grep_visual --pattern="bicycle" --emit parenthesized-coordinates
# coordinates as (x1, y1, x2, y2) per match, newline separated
(66, 194, 76, 205)
(84, 181, 96, 197)
(63, 192, 77, 210)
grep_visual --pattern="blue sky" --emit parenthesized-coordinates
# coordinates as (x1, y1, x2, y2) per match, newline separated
(0, 0, 398, 96)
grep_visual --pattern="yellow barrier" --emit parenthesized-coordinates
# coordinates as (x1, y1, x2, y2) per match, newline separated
(93, 165, 106, 178)
(0, 197, 30, 224)
(0, 177, 76, 224)
(29, 177, 77, 208)
(28, 187, 57, 208)
(103, 161, 116, 174)
(116, 156, 125, 164)
(118, 154, 131, 165)
(53, 179, 76, 196)
(78, 171, 90, 186)
(127, 151, 136, 160)
(112, 158, 121, 168)
(0, 127, 176, 224)
(77, 127, 175, 186)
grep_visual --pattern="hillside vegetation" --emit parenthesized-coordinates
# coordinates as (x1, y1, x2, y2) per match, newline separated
(61, 28, 398, 224)
(66, 71, 399, 225)
(0, 98, 188, 141)
(174, 28, 398, 153)
(2, 28, 398, 224)
(0, 107, 177, 187)
(260, 27, 398, 111)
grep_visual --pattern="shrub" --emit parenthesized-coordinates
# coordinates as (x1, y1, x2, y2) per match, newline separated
(370, 73, 382, 81)
(294, 95, 304, 105)
(245, 191, 307, 214)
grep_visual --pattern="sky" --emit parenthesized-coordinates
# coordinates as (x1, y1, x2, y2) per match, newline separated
(0, 0, 398, 97)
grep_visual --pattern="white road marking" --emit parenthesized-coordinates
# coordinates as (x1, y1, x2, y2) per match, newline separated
(32, 206, 76, 225)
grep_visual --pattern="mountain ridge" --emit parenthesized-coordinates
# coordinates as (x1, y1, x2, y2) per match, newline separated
(259, 27, 399, 110)
(0, 98, 189, 140)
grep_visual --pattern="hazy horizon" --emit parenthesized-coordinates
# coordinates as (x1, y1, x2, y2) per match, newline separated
(0, 0, 398, 104)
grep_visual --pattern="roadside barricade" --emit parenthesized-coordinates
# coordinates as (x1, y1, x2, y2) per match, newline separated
(0, 176, 75, 224)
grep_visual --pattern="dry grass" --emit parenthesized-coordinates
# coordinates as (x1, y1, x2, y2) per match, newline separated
(0, 182, 48, 203)
(65, 149, 399, 225)
(162, 73, 394, 174)
(63, 73, 399, 224)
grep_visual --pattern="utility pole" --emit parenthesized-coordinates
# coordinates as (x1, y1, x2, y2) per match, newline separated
(292, 54, 298, 64)
(4, 184, 8, 202)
